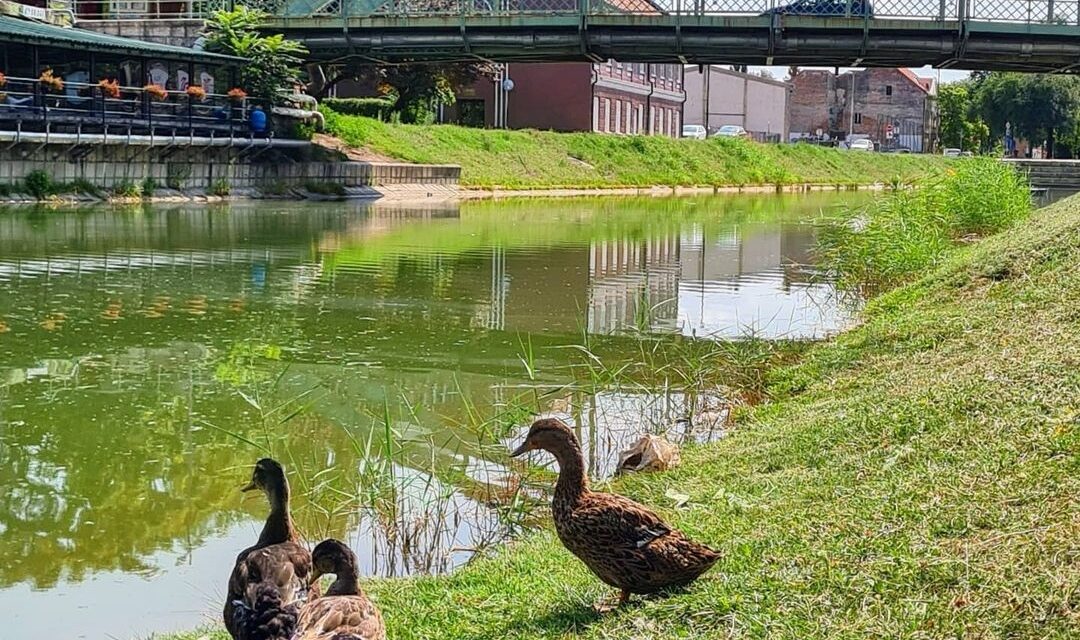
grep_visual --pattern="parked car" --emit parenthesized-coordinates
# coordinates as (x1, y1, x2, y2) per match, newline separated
(682, 124, 708, 140)
(712, 124, 749, 138)
(960, 151, 974, 157)
(942, 148, 962, 157)
(762, 0, 873, 17)
(849, 138, 875, 152)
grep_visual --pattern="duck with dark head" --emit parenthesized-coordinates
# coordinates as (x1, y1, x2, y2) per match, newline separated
(225, 458, 317, 640)
(511, 418, 720, 611)
(293, 539, 385, 640)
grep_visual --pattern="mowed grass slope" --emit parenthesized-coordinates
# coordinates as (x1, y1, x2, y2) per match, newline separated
(172, 195, 1080, 639)
(322, 111, 950, 189)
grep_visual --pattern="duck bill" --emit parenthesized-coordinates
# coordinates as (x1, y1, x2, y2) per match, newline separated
(510, 441, 531, 458)
(307, 569, 323, 587)
(240, 481, 258, 493)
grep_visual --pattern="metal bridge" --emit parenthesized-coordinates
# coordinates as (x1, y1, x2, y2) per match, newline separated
(252, 0, 1080, 69)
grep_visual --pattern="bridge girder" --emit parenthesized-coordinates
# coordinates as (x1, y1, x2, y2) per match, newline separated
(267, 16, 1080, 72)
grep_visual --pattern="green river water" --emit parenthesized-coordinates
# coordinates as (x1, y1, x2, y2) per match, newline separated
(0, 193, 866, 638)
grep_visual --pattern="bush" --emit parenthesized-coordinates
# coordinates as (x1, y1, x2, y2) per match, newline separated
(141, 177, 158, 196)
(210, 178, 232, 196)
(817, 158, 1031, 294)
(302, 180, 347, 196)
(322, 97, 395, 120)
(24, 170, 52, 199)
(112, 181, 142, 198)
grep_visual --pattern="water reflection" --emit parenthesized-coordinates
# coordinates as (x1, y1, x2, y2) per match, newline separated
(0, 193, 865, 639)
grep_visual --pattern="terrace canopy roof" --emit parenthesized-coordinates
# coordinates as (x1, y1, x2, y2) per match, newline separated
(0, 15, 244, 64)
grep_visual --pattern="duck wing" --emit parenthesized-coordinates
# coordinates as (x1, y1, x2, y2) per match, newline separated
(295, 595, 386, 640)
(574, 492, 674, 549)
(228, 542, 315, 640)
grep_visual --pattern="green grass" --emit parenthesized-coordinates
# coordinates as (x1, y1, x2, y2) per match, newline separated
(818, 158, 1032, 294)
(322, 110, 950, 189)
(165, 185, 1078, 638)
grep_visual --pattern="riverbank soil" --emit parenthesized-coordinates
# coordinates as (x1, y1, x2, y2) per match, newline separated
(173, 193, 1079, 638)
(321, 111, 950, 190)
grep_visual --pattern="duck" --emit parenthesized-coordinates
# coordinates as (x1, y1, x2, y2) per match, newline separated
(295, 539, 386, 640)
(511, 418, 719, 611)
(225, 458, 317, 640)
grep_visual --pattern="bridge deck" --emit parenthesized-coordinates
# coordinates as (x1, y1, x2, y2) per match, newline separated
(251, 0, 1080, 68)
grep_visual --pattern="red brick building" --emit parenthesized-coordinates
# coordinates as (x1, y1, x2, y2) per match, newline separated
(442, 61, 685, 138)
(787, 68, 938, 152)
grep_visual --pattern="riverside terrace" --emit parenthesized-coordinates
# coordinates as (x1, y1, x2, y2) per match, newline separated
(0, 15, 275, 140)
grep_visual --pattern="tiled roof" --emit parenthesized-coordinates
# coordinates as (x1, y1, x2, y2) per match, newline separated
(0, 15, 243, 63)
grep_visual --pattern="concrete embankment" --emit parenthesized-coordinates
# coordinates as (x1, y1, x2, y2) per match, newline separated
(0, 135, 460, 203)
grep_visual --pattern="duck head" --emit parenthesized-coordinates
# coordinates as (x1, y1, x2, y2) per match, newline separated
(510, 418, 580, 458)
(310, 539, 360, 594)
(242, 458, 289, 502)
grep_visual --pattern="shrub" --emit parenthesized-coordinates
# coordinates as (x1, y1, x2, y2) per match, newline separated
(322, 97, 395, 120)
(141, 177, 157, 196)
(210, 178, 232, 196)
(24, 170, 52, 199)
(112, 181, 142, 198)
(302, 180, 347, 196)
(70, 178, 101, 197)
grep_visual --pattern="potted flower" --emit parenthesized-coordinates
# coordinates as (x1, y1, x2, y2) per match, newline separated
(39, 68, 64, 93)
(98, 78, 120, 99)
(185, 85, 206, 102)
(144, 83, 168, 101)
(0, 71, 6, 103)
(227, 87, 247, 120)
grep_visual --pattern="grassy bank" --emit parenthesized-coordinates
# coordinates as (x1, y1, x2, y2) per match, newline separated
(170, 174, 1078, 638)
(322, 110, 950, 189)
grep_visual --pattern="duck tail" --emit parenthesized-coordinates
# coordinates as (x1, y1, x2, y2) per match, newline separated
(233, 583, 299, 640)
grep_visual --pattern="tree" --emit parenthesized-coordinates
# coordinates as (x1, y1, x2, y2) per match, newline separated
(311, 60, 494, 124)
(971, 72, 1080, 158)
(937, 81, 990, 152)
(203, 7, 308, 104)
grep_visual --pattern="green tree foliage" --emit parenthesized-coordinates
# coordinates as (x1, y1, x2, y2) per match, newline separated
(937, 82, 989, 152)
(203, 7, 308, 103)
(312, 61, 494, 124)
(970, 72, 1080, 158)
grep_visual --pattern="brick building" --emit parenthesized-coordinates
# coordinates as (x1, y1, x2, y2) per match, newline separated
(788, 68, 938, 152)
(442, 61, 685, 138)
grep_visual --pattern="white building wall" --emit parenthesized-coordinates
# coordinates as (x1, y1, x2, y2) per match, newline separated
(683, 66, 789, 139)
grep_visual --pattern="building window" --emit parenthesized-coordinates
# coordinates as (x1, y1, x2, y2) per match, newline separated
(614, 100, 622, 134)
(854, 112, 863, 125)
(885, 85, 893, 97)
(624, 101, 631, 134)
(592, 96, 600, 132)
(636, 104, 644, 134)
(602, 98, 610, 132)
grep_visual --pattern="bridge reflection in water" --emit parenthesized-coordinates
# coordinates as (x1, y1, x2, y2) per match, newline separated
(0, 193, 862, 639)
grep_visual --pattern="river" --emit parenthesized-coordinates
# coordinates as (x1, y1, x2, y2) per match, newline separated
(0, 192, 866, 639)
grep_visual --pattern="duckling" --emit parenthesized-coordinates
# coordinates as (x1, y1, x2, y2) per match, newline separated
(225, 458, 316, 640)
(296, 539, 385, 640)
(511, 418, 719, 611)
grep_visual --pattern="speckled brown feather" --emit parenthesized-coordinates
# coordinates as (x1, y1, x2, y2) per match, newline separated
(514, 419, 719, 598)
(296, 539, 385, 640)
(225, 459, 316, 640)
(295, 595, 385, 640)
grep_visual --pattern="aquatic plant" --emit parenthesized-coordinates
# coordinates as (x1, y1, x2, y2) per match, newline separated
(817, 158, 1030, 295)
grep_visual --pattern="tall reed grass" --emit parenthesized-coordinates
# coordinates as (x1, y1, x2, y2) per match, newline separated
(818, 158, 1031, 295)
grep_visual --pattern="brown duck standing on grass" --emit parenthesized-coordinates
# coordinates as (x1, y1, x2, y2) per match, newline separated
(225, 458, 317, 640)
(296, 539, 386, 640)
(511, 418, 720, 611)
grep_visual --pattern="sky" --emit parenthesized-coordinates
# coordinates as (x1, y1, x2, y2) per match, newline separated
(750, 65, 970, 84)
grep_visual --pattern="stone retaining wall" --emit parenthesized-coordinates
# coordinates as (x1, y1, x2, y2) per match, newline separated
(0, 143, 460, 194)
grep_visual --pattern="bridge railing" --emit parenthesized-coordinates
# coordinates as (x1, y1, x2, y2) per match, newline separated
(64, 0, 1080, 24)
